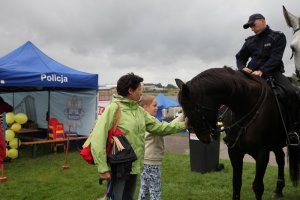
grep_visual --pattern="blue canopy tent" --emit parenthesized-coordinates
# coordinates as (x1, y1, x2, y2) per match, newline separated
(156, 93, 179, 121)
(0, 41, 98, 135)
(0, 41, 97, 91)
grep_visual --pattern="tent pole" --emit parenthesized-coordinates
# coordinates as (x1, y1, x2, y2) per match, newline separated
(95, 90, 98, 119)
(13, 93, 14, 109)
(47, 90, 50, 138)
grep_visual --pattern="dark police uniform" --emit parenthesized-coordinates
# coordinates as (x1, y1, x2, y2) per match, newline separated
(236, 26, 286, 74)
(236, 25, 299, 133)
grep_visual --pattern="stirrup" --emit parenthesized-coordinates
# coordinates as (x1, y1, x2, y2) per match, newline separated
(287, 132, 300, 146)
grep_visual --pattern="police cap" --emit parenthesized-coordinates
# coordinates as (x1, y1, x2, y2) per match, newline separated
(243, 13, 265, 29)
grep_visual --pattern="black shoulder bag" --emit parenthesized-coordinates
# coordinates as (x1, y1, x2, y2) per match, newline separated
(107, 104, 137, 179)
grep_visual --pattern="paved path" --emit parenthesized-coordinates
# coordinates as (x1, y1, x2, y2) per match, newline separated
(164, 135, 288, 167)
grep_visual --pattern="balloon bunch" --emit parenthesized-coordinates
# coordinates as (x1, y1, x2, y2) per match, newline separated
(5, 112, 28, 159)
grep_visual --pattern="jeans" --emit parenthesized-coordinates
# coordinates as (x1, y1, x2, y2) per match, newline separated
(110, 174, 137, 200)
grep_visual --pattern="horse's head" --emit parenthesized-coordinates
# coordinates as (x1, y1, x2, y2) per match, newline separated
(283, 6, 300, 76)
(175, 78, 219, 144)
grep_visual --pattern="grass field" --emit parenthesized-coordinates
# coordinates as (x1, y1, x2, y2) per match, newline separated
(1, 145, 300, 200)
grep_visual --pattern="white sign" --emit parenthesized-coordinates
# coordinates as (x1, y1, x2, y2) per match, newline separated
(189, 133, 199, 140)
(41, 74, 68, 84)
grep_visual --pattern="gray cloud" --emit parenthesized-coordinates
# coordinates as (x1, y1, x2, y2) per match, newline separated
(0, 0, 299, 85)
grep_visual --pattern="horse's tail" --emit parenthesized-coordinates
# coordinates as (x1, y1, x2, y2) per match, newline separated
(288, 144, 300, 186)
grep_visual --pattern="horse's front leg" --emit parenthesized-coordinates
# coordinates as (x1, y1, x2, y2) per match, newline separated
(253, 150, 270, 200)
(272, 148, 285, 199)
(228, 148, 244, 200)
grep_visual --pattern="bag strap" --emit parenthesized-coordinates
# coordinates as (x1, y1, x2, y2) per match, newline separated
(107, 103, 121, 143)
(111, 103, 121, 133)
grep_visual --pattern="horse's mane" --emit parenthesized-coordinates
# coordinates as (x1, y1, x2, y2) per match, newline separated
(187, 67, 238, 95)
(195, 66, 235, 80)
(189, 66, 263, 91)
(181, 66, 265, 108)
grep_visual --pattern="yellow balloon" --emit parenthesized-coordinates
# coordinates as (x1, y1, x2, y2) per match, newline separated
(9, 138, 21, 149)
(7, 149, 18, 159)
(14, 113, 28, 124)
(6, 148, 9, 157)
(6, 112, 15, 124)
(11, 123, 22, 132)
(5, 129, 15, 142)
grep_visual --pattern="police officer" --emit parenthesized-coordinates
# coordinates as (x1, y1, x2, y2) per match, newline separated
(236, 13, 299, 137)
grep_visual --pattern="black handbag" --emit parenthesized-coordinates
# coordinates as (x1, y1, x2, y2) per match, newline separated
(108, 134, 137, 180)
(107, 135, 137, 164)
(106, 104, 137, 180)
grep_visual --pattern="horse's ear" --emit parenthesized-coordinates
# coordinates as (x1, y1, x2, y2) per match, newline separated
(175, 78, 184, 89)
(181, 84, 190, 97)
(283, 5, 298, 29)
(175, 78, 189, 96)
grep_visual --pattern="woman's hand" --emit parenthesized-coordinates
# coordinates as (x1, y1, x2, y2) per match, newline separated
(99, 171, 112, 181)
(172, 113, 185, 122)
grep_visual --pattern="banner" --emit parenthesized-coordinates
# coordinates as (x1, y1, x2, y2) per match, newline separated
(50, 91, 97, 135)
(2, 90, 97, 136)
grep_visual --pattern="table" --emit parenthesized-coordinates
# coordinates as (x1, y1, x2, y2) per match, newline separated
(15, 128, 43, 158)
(22, 136, 88, 157)
(16, 128, 41, 134)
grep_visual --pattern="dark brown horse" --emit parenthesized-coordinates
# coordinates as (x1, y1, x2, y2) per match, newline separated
(175, 67, 300, 200)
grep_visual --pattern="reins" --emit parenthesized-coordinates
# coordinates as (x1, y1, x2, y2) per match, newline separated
(226, 85, 268, 148)
(222, 77, 269, 148)
(221, 83, 267, 133)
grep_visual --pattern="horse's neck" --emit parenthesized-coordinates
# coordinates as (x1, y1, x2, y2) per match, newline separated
(222, 73, 262, 114)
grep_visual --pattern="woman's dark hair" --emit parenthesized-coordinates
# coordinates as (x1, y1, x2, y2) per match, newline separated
(117, 73, 143, 97)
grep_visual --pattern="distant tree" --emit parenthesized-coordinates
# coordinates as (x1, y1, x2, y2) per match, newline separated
(155, 83, 163, 88)
(166, 84, 177, 89)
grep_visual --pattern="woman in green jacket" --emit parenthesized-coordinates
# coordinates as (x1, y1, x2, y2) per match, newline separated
(90, 73, 186, 200)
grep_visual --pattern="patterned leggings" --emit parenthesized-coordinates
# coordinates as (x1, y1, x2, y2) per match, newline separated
(138, 164, 161, 200)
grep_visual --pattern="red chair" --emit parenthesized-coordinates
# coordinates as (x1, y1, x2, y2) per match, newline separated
(49, 118, 65, 140)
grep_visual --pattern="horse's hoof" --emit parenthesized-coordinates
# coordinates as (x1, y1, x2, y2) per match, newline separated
(272, 192, 283, 199)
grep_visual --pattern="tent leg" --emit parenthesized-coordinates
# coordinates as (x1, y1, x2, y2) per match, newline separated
(32, 144, 38, 158)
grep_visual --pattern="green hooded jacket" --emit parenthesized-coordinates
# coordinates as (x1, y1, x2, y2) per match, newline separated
(90, 94, 186, 174)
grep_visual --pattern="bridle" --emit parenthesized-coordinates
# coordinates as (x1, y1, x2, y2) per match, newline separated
(293, 27, 300, 34)
(191, 78, 268, 144)
(190, 104, 219, 137)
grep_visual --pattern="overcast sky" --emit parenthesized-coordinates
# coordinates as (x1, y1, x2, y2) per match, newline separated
(0, 0, 299, 86)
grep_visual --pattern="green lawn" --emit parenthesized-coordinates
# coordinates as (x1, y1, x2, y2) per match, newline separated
(1, 146, 300, 200)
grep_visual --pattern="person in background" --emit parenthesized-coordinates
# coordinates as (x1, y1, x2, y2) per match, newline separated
(236, 13, 299, 136)
(138, 95, 184, 200)
(90, 73, 186, 200)
(0, 97, 13, 115)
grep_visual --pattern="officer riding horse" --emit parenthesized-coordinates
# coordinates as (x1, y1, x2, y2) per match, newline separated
(236, 12, 299, 145)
